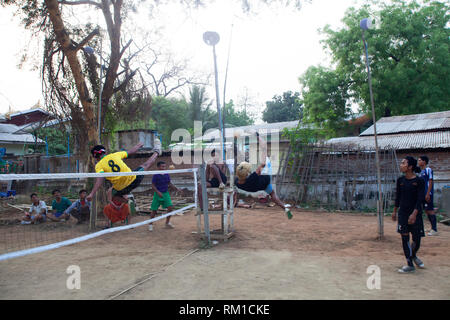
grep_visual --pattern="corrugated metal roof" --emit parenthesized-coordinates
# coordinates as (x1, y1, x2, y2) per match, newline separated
(327, 131, 450, 150)
(0, 123, 21, 133)
(195, 120, 301, 141)
(360, 110, 450, 136)
(9, 108, 49, 117)
(0, 133, 45, 144)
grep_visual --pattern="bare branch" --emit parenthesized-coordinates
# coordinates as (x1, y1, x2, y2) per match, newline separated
(113, 69, 137, 93)
(58, 0, 102, 8)
(73, 27, 100, 51)
(118, 39, 132, 59)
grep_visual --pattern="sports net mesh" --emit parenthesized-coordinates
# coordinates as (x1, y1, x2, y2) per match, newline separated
(0, 168, 197, 260)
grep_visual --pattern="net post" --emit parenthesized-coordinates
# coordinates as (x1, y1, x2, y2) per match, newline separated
(194, 169, 198, 209)
(199, 163, 211, 245)
(90, 193, 98, 231)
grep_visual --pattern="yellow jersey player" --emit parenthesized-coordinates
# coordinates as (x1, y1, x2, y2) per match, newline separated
(87, 139, 162, 204)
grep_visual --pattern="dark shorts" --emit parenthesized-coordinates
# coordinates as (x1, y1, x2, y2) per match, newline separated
(397, 212, 425, 237)
(208, 171, 227, 188)
(71, 206, 90, 222)
(113, 167, 145, 197)
(423, 195, 434, 211)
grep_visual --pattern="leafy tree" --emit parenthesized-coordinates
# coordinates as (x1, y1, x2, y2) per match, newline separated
(33, 127, 76, 156)
(150, 96, 191, 147)
(262, 91, 303, 123)
(3, 0, 309, 161)
(189, 86, 209, 122)
(299, 66, 352, 138)
(300, 0, 449, 136)
(223, 100, 255, 127)
(187, 86, 254, 132)
(3, 0, 145, 171)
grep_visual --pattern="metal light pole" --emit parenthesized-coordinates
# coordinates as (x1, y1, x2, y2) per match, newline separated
(203, 31, 225, 162)
(360, 18, 384, 239)
(222, 24, 234, 139)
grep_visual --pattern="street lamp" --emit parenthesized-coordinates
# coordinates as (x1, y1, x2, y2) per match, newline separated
(203, 31, 225, 162)
(360, 18, 384, 239)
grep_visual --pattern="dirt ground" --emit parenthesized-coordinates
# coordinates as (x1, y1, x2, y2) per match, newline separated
(0, 206, 449, 300)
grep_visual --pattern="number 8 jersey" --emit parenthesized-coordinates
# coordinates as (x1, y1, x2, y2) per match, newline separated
(95, 151, 136, 191)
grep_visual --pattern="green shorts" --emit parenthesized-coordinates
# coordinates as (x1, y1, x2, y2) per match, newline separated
(151, 191, 173, 211)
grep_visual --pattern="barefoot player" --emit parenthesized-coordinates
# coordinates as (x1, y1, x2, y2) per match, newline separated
(234, 133, 292, 219)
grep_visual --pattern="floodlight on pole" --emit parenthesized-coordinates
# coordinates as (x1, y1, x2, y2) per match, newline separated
(203, 31, 225, 162)
(360, 18, 384, 239)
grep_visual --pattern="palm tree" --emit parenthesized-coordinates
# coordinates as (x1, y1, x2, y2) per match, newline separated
(188, 85, 216, 132)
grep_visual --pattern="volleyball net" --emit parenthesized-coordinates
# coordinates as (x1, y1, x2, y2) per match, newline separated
(0, 168, 198, 261)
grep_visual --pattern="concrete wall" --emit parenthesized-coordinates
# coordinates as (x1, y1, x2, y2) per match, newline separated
(275, 148, 450, 214)
(397, 150, 450, 213)
(115, 130, 156, 152)
(0, 143, 30, 156)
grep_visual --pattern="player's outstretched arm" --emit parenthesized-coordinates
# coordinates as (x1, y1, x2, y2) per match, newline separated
(127, 142, 144, 156)
(256, 132, 267, 165)
(255, 163, 266, 175)
(87, 177, 105, 201)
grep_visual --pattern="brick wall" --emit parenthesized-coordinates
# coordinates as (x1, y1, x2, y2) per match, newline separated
(397, 150, 450, 177)
(397, 150, 450, 212)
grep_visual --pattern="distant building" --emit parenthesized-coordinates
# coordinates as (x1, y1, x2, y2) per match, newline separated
(184, 120, 302, 174)
(326, 110, 450, 209)
(0, 123, 45, 156)
(5, 108, 55, 127)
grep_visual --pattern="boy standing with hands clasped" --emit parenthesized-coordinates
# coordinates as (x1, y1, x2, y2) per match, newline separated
(149, 161, 180, 231)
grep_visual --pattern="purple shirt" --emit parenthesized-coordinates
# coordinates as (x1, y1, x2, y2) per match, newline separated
(152, 174, 171, 193)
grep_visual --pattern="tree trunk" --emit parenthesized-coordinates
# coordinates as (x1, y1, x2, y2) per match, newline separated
(99, 0, 123, 134)
(44, 0, 98, 169)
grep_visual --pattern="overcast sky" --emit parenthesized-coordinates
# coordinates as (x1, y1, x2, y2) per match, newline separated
(0, 0, 361, 120)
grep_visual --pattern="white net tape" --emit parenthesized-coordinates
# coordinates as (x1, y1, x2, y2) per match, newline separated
(0, 203, 196, 261)
(0, 168, 198, 261)
(0, 168, 198, 180)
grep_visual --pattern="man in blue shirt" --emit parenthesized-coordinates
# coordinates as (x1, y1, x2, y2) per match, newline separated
(418, 155, 438, 236)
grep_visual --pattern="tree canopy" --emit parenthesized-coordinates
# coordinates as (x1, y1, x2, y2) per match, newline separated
(262, 91, 303, 123)
(299, 0, 449, 137)
(3, 0, 309, 162)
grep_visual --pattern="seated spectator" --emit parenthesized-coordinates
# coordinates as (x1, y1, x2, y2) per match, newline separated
(48, 189, 72, 222)
(103, 198, 130, 227)
(197, 149, 228, 210)
(64, 189, 91, 224)
(206, 149, 227, 189)
(21, 193, 47, 225)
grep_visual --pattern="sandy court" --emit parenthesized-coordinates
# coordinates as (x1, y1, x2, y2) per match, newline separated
(0, 206, 449, 300)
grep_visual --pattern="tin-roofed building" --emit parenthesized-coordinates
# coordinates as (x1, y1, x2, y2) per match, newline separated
(326, 110, 450, 211)
(0, 123, 45, 156)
